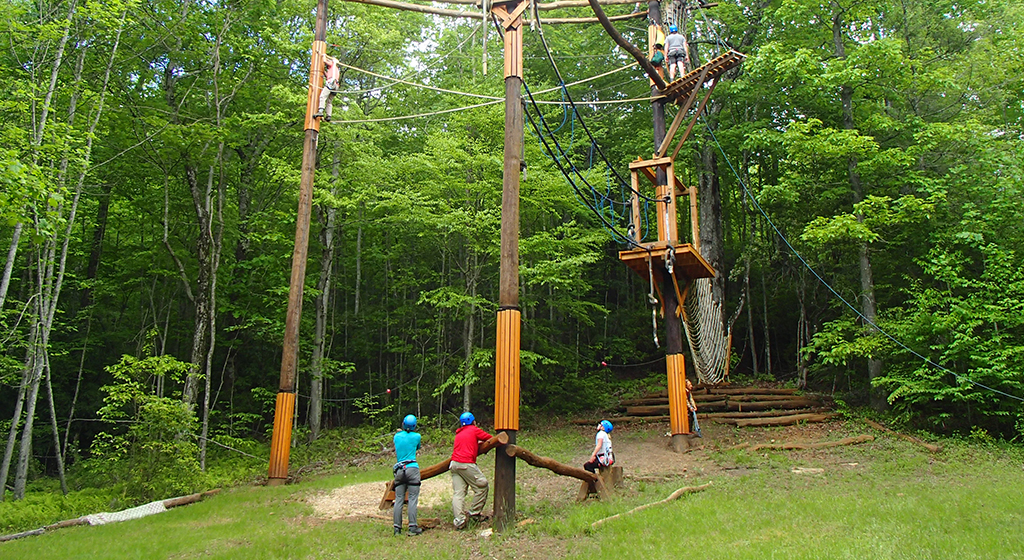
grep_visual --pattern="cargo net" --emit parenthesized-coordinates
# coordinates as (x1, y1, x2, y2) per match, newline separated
(680, 278, 730, 384)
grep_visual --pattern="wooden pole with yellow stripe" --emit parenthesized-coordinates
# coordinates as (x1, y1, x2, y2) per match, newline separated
(492, 0, 528, 533)
(268, 0, 329, 486)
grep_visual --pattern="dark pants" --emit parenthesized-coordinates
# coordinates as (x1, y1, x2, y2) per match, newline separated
(584, 456, 609, 474)
(393, 466, 421, 529)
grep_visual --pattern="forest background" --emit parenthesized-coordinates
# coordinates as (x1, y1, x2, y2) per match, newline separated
(1, 0, 1022, 511)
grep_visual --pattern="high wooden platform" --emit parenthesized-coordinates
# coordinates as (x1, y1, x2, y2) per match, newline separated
(619, 243, 714, 282)
(661, 50, 746, 105)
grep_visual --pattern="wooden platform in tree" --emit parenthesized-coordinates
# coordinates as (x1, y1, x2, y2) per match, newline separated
(661, 50, 746, 105)
(618, 243, 715, 282)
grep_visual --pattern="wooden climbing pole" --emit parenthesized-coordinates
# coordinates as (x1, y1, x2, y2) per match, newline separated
(268, 0, 329, 485)
(590, 0, 743, 452)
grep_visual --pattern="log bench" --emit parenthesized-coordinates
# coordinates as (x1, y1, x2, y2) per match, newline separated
(577, 465, 623, 501)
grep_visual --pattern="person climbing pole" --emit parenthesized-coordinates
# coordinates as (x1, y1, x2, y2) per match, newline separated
(450, 412, 492, 530)
(392, 414, 423, 536)
(650, 27, 666, 76)
(583, 420, 615, 474)
(664, 24, 688, 81)
(313, 54, 339, 122)
(686, 379, 703, 438)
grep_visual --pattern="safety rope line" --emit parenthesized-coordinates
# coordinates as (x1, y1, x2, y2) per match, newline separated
(332, 21, 484, 95)
(701, 117, 1024, 403)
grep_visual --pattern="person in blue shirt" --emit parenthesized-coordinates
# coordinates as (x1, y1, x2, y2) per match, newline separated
(393, 414, 423, 536)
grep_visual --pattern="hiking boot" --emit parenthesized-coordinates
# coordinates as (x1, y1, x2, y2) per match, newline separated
(454, 518, 467, 530)
(393, 527, 401, 536)
(469, 514, 490, 523)
(312, 110, 324, 119)
(407, 525, 423, 536)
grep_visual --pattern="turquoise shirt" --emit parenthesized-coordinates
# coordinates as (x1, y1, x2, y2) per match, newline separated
(394, 430, 421, 468)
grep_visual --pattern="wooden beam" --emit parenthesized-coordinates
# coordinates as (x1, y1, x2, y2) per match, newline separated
(336, 0, 644, 23)
(590, 482, 711, 528)
(864, 419, 942, 453)
(733, 412, 839, 427)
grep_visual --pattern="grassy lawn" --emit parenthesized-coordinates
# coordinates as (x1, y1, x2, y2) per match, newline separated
(2, 422, 1022, 560)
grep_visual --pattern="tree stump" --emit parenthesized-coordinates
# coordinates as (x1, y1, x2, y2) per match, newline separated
(577, 466, 619, 501)
(600, 465, 624, 488)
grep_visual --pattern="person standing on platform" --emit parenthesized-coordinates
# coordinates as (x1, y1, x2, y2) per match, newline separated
(393, 414, 423, 536)
(665, 25, 688, 81)
(313, 54, 339, 122)
(450, 412, 492, 530)
(583, 420, 615, 473)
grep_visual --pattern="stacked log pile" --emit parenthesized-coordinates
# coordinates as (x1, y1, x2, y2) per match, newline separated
(614, 385, 836, 427)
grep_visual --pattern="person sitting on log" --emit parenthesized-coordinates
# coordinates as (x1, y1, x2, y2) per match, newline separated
(583, 420, 615, 473)
(392, 414, 423, 536)
(686, 379, 702, 438)
(450, 412, 493, 530)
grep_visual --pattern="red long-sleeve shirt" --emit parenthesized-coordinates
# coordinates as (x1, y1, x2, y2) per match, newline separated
(451, 425, 492, 463)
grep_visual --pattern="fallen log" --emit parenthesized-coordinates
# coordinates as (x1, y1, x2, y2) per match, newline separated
(728, 398, 823, 412)
(864, 419, 942, 453)
(696, 405, 831, 417)
(571, 415, 671, 425)
(590, 482, 712, 529)
(733, 412, 837, 427)
(503, 444, 609, 500)
(749, 434, 873, 451)
(619, 397, 669, 407)
(703, 387, 799, 396)
(379, 432, 509, 509)
(0, 489, 221, 542)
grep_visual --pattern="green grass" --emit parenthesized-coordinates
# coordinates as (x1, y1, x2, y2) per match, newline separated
(2, 424, 1022, 560)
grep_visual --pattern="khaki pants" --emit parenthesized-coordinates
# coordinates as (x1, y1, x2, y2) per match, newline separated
(450, 461, 488, 527)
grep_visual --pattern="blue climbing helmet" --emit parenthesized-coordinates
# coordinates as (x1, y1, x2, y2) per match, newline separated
(600, 420, 613, 433)
(402, 414, 417, 431)
(459, 412, 475, 426)
(669, 25, 678, 33)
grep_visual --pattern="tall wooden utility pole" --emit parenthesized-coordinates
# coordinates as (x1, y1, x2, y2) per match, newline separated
(268, 0, 329, 485)
(647, 0, 689, 454)
(492, 0, 529, 533)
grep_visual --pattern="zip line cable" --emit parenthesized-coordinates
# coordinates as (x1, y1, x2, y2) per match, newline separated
(701, 118, 1024, 403)
(332, 21, 484, 96)
(327, 62, 648, 124)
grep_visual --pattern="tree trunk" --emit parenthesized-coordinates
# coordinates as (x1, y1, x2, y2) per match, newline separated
(832, 3, 885, 410)
(0, 223, 22, 314)
(462, 252, 479, 412)
(310, 144, 341, 440)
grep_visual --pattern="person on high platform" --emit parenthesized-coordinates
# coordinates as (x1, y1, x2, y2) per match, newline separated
(450, 412, 493, 530)
(664, 24, 688, 81)
(313, 54, 340, 122)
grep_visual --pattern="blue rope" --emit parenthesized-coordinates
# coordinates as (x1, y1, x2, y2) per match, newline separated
(701, 117, 1024, 403)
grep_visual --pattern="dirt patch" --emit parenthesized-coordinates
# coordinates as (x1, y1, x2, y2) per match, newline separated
(305, 419, 860, 525)
(307, 477, 453, 521)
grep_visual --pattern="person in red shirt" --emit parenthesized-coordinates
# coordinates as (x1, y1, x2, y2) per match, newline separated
(449, 411, 492, 529)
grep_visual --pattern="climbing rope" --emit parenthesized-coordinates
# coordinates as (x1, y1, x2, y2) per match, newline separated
(680, 278, 730, 384)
